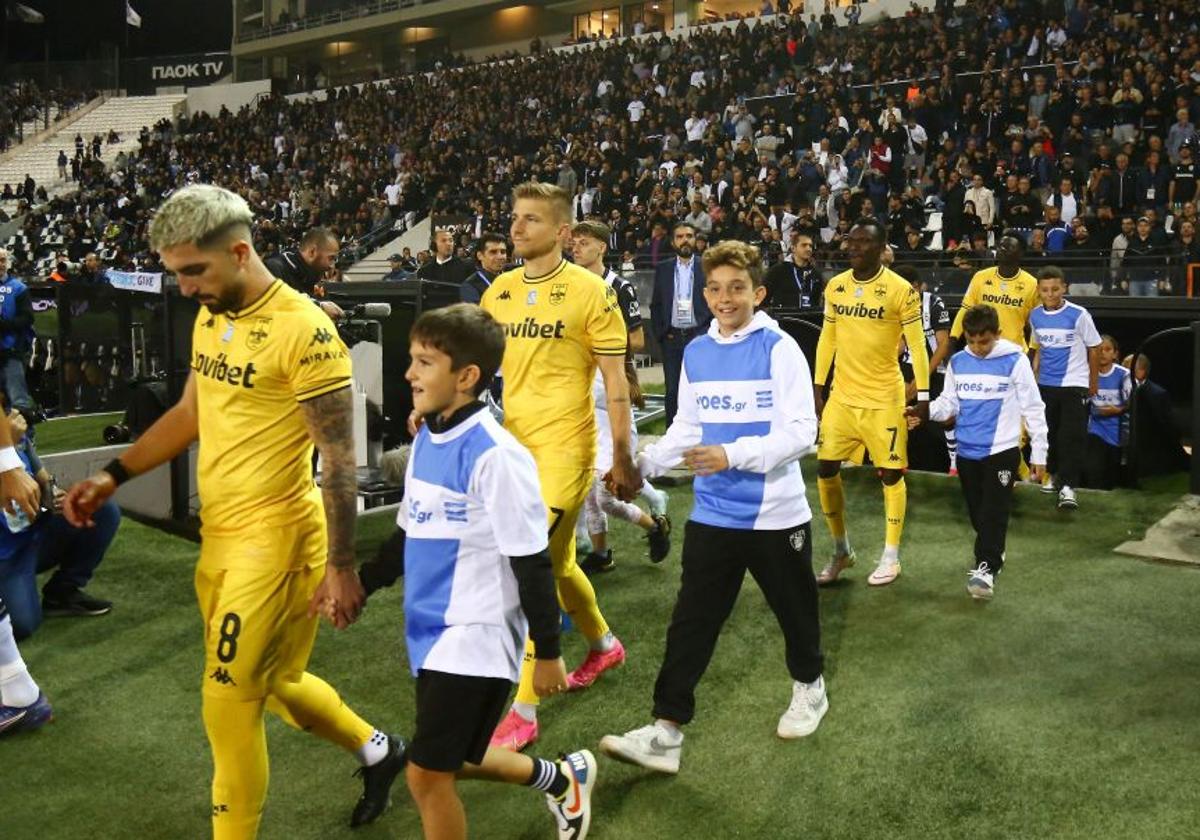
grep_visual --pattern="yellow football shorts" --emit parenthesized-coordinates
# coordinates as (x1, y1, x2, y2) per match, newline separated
(817, 399, 908, 470)
(195, 521, 326, 701)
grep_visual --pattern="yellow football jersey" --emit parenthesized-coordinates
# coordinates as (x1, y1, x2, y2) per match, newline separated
(191, 279, 351, 544)
(949, 267, 1039, 348)
(482, 259, 626, 467)
(815, 265, 924, 409)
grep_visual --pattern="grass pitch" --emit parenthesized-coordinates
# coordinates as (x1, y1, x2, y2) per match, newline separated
(3, 466, 1197, 840)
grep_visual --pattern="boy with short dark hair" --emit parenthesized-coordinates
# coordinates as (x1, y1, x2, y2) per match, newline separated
(396, 303, 597, 840)
(908, 305, 1048, 600)
(1028, 266, 1101, 510)
(599, 241, 826, 775)
(1082, 335, 1131, 490)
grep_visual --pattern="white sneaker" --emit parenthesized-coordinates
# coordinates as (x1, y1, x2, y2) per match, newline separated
(546, 750, 596, 840)
(598, 723, 682, 775)
(816, 548, 856, 585)
(967, 563, 995, 600)
(777, 677, 829, 739)
(1057, 485, 1078, 510)
(644, 483, 669, 518)
(867, 554, 901, 586)
(1040, 474, 1056, 494)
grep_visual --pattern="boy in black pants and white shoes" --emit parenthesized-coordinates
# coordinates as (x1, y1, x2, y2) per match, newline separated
(394, 304, 596, 840)
(599, 241, 825, 775)
(907, 305, 1048, 600)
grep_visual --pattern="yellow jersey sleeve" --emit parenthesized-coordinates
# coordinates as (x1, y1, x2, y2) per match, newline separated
(283, 306, 353, 402)
(587, 283, 628, 356)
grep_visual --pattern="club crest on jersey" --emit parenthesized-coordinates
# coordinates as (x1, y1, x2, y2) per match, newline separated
(550, 283, 568, 306)
(526, 290, 537, 305)
(789, 529, 806, 552)
(998, 470, 1012, 487)
(246, 317, 272, 351)
(874, 284, 887, 299)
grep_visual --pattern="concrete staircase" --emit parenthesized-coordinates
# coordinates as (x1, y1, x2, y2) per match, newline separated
(0, 94, 187, 200)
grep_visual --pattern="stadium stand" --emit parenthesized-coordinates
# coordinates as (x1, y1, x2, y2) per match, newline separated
(2, 0, 1199, 294)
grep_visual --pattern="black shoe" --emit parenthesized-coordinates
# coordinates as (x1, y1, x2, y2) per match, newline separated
(350, 734, 407, 828)
(42, 588, 113, 617)
(647, 514, 672, 563)
(579, 550, 615, 576)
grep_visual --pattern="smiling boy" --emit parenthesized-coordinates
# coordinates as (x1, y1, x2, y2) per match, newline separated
(400, 303, 596, 840)
(598, 240, 825, 775)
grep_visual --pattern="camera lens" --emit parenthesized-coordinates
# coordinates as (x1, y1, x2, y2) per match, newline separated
(103, 424, 131, 445)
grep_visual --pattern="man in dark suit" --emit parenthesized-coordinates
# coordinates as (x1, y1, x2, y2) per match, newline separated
(650, 222, 711, 426)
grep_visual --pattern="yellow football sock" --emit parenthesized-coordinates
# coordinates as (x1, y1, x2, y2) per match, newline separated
(882, 477, 906, 550)
(557, 564, 609, 641)
(514, 639, 539, 706)
(817, 474, 847, 541)
(203, 694, 268, 840)
(266, 672, 374, 753)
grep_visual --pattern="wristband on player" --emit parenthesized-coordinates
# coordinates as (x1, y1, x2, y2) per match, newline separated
(0, 447, 22, 473)
(916, 391, 929, 402)
(103, 458, 133, 486)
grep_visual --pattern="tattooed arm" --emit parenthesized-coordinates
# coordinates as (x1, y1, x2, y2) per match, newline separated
(300, 385, 364, 628)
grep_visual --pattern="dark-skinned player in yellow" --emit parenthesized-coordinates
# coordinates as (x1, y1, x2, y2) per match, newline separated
(812, 218, 930, 587)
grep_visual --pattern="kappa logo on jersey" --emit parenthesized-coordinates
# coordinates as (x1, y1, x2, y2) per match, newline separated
(213, 804, 230, 817)
(497, 289, 512, 300)
(833, 285, 846, 293)
(503, 317, 566, 339)
(208, 667, 237, 686)
(246, 317, 271, 351)
(192, 351, 258, 388)
(311, 327, 335, 346)
(550, 283, 568, 305)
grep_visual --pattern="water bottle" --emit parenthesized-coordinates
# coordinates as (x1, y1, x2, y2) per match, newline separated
(3, 502, 31, 533)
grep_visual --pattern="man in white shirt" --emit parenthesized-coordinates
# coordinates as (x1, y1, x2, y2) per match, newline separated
(628, 98, 646, 123)
(1047, 178, 1079, 225)
(965, 173, 997, 227)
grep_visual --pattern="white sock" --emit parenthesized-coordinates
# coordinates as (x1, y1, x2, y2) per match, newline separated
(834, 536, 852, 556)
(513, 701, 538, 722)
(355, 729, 390, 766)
(589, 631, 615, 653)
(882, 545, 900, 563)
(0, 615, 40, 708)
(654, 719, 683, 742)
(801, 675, 824, 693)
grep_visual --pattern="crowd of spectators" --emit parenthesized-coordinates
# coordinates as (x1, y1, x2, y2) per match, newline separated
(4, 0, 1200, 296)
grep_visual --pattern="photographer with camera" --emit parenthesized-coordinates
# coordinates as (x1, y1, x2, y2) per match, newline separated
(263, 227, 344, 320)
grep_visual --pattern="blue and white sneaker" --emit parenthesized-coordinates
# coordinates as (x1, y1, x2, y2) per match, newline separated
(967, 563, 995, 600)
(0, 691, 53, 736)
(546, 749, 597, 840)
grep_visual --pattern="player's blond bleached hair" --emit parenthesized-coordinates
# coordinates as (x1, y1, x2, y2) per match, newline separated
(701, 240, 764, 288)
(512, 181, 571, 223)
(149, 184, 255, 252)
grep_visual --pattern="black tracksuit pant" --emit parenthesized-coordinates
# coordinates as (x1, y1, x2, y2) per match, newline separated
(1039, 385, 1089, 488)
(652, 520, 822, 726)
(956, 447, 1020, 574)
